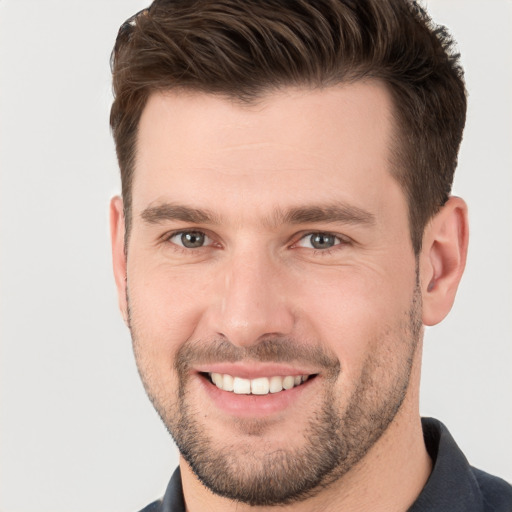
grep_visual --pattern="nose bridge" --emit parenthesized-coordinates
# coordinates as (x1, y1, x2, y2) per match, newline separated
(212, 245, 294, 347)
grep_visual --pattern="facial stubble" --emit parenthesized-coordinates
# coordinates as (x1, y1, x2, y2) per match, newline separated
(128, 284, 423, 506)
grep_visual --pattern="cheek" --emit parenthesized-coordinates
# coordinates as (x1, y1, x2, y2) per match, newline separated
(127, 259, 212, 362)
(291, 264, 416, 377)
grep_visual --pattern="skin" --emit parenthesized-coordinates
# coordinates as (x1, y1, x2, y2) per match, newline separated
(111, 81, 469, 511)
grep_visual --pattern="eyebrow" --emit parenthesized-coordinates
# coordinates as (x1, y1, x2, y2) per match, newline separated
(140, 202, 375, 227)
(141, 203, 221, 225)
(277, 204, 375, 227)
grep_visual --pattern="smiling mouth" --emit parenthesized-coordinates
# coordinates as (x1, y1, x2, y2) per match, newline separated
(204, 372, 315, 395)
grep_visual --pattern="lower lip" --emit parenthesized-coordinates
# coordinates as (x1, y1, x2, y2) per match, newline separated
(196, 374, 316, 417)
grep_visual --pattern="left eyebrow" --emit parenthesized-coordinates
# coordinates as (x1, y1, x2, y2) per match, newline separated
(271, 203, 376, 227)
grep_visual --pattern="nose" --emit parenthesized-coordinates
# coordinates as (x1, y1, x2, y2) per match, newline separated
(205, 250, 295, 348)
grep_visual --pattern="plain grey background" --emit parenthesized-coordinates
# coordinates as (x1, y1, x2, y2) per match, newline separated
(0, 1, 511, 511)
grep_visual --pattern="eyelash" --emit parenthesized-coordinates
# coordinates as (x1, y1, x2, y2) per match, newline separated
(162, 230, 350, 255)
(163, 230, 216, 253)
(293, 232, 347, 253)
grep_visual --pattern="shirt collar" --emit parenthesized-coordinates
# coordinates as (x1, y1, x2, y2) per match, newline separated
(407, 417, 483, 511)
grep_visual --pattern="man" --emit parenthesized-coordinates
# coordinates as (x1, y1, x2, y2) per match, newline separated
(108, 0, 512, 510)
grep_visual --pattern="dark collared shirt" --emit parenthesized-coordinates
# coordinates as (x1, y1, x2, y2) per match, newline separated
(140, 418, 512, 511)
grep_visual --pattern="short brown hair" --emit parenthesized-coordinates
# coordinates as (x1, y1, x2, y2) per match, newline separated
(110, 0, 466, 254)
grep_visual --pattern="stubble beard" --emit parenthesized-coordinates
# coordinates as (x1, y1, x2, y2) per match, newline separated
(129, 285, 423, 507)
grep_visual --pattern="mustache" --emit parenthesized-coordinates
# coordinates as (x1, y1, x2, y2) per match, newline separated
(174, 335, 341, 376)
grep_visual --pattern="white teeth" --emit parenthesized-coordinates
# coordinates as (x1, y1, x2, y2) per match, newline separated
(208, 373, 311, 395)
(211, 372, 223, 388)
(282, 376, 295, 390)
(223, 374, 234, 392)
(233, 377, 251, 394)
(269, 376, 283, 393)
(251, 377, 270, 395)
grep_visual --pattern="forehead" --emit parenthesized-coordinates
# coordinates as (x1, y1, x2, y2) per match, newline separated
(133, 82, 401, 219)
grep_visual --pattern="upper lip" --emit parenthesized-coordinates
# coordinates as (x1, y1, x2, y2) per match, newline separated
(194, 362, 319, 379)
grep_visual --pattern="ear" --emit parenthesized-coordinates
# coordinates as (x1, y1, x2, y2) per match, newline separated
(420, 196, 469, 326)
(110, 196, 128, 325)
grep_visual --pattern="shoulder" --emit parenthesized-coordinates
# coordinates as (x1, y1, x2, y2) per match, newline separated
(472, 467, 512, 512)
(137, 499, 163, 512)
(410, 418, 512, 512)
(136, 468, 185, 512)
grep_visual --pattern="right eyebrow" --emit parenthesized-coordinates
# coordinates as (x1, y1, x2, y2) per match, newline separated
(140, 203, 220, 225)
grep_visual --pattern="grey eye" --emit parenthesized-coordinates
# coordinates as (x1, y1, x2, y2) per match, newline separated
(181, 231, 205, 248)
(308, 233, 337, 249)
(173, 231, 206, 248)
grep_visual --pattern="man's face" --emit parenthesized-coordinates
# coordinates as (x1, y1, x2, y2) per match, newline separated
(118, 83, 424, 505)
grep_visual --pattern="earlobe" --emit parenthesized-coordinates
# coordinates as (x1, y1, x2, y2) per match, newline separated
(420, 196, 469, 326)
(110, 196, 129, 325)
